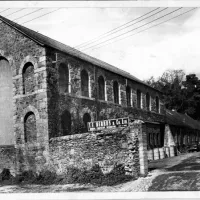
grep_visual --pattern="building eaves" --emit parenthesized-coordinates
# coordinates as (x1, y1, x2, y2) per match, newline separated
(166, 109, 200, 131)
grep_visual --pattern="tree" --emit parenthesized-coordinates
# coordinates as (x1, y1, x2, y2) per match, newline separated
(145, 69, 186, 112)
(145, 70, 200, 120)
(182, 74, 200, 119)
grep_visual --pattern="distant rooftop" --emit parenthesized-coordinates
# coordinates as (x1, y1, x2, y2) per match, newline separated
(166, 109, 200, 131)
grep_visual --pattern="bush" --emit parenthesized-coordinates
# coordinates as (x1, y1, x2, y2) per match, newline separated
(0, 164, 134, 186)
(101, 164, 133, 186)
(36, 170, 58, 185)
(64, 164, 133, 186)
(64, 167, 83, 184)
(0, 168, 15, 185)
(15, 170, 37, 184)
(1, 168, 11, 180)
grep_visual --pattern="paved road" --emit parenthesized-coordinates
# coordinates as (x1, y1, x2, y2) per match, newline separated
(148, 152, 200, 191)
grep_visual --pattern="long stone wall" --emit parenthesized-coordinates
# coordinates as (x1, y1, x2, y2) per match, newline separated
(0, 145, 16, 175)
(45, 48, 166, 139)
(48, 123, 148, 178)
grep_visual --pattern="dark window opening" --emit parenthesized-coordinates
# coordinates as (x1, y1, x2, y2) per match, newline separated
(24, 112, 37, 143)
(83, 113, 91, 132)
(23, 62, 34, 94)
(98, 76, 105, 100)
(156, 96, 159, 113)
(58, 63, 69, 93)
(157, 133, 160, 147)
(126, 86, 131, 107)
(150, 132, 154, 148)
(137, 90, 141, 109)
(146, 92, 150, 111)
(81, 70, 89, 97)
(61, 110, 71, 136)
(113, 81, 119, 104)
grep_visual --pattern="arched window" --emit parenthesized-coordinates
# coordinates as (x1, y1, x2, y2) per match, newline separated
(126, 86, 131, 107)
(0, 57, 14, 145)
(113, 81, 119, 104)
(23, 62, 34, 94)
(137, 89, 141, 109)
(24, 112, 37, 143)
(81, 69, 89, 97)
(146, 92, 150, 111)
(58, 63, 69, 93)
(98, 76, 105, 100)
(156, 96, 160, 113)
(83, 113, 91, 132)
(61, 110, 71, 136)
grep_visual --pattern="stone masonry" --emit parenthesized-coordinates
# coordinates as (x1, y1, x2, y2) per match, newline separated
(0, 16, 165, 177)
(49, 122, 147, 178)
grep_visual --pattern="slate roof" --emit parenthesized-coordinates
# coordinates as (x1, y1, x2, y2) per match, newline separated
(166, 109, 200, 131)
(0, 15, 160, 93)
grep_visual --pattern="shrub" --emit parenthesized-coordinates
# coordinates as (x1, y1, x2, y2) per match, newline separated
(15, 170, 37, 184)
(64, 167, 83, 184)
(36, 170, 57, 185)
(65, 164, 133, 186)
(1, 168, 11, 181)
(0, 164, 134, 186)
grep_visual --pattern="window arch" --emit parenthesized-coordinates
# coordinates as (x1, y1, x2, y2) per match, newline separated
(0, 57, 14, 145)
(81, 69, 89, 97)
(137, 89, 141, 109)
(61, 110, 71, 136)
(126, 86, 131, 107)
(98, 76, 105, 100)
(58, 63, 69, 93)
(156, 96, 160, 113)
(23, 62, 34, 94)
(24, 112, 37, 143)
(113, 81, 119, 104)
(146, 92, 150, 111)
(83, 113, 91, 132)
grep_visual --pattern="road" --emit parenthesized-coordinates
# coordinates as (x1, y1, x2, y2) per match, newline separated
(0, 152, 200, 192)
(148, 152, 200, 191)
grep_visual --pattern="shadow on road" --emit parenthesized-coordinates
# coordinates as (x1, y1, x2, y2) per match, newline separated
(166, 156, 200, 171)
(148, 172, 200, 191)
(148, 153, 200, 191)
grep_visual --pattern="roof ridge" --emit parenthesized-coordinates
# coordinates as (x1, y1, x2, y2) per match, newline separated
(166, 109, 200, 130)
(0, 14, 160, 92)
(0, 15, 130, 74)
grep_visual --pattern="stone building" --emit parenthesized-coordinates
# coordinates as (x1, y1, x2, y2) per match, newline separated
(165, 110, 200, 153)
(0, 15, 166, 177)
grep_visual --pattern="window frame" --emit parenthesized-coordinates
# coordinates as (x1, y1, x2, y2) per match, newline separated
(81, 69, 89, 97)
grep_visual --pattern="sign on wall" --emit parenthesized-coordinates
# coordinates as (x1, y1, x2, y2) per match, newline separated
(88, 117, 129, 131)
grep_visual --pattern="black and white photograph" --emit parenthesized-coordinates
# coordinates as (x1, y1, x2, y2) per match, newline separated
(0, 1, 200, 198)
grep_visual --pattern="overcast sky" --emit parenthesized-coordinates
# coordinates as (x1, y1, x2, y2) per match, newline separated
(0, 3, 200, 81)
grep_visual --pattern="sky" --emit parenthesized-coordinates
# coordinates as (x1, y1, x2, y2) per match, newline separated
(0, 3, 200, 81)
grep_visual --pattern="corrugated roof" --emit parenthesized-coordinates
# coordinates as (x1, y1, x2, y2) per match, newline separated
(166, 109, 200, 131)
(0, 15, 160, 93)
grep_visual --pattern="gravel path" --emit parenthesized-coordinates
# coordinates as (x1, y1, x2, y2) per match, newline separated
(0, 152, 199, 192)
(93, 152, 200, 192)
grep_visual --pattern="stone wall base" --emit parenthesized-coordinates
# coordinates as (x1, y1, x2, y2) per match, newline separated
(0, 145, 16, 175)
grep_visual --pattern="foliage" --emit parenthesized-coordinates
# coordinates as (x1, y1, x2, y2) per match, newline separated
(1, 168, 12, 181)
(0, 165, 134, 186)
(145, 70, 200, 120)
(0, 168, 15, 185)
(64, 164, 133, 186)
